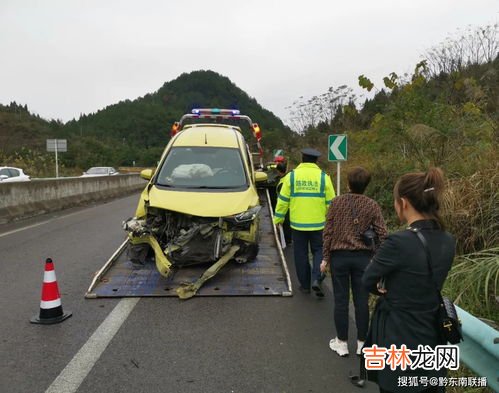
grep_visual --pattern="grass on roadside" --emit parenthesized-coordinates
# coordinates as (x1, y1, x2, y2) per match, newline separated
(444, 247, 499, 323)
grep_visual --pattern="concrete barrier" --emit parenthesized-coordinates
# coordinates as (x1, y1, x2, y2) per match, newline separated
(118, 166, 155, 173)
(0, 174, 146, 224)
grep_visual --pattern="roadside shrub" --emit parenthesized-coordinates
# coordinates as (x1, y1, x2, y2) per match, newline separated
(445, 247, 499, 324)
(443, 164, 499, 254)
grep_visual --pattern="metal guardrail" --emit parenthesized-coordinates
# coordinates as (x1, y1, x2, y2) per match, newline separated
(456, 306, 499, 392)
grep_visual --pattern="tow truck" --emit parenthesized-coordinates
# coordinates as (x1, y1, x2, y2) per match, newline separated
(86, 109, 292, 300)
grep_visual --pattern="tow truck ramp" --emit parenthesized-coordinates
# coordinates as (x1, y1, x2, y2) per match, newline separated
(85, 189, 292, 298)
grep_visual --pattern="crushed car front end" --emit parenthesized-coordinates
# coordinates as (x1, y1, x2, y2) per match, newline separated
(123, 190, 261, 277)
(123, 127, 263, 278)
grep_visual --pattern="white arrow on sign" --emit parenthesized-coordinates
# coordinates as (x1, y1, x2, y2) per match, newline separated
(330, 135, 345, 160)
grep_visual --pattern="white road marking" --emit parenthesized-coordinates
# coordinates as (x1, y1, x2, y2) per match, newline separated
(45, 298, 140, 393)
(0, 210, 87, 238)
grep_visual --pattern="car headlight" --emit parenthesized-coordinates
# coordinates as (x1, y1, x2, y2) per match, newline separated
(230, 206, 262, 223)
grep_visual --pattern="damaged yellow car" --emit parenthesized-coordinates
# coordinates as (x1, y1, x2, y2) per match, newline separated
(123, 109, 268, 298)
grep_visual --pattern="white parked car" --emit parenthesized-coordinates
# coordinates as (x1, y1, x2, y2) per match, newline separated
(81, 167, 119, 177)
(0, 166, 31, 182)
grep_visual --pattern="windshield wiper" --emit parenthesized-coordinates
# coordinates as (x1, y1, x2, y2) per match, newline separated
(156, 183, 175, 188)
(204, 186, 239, 189)
(182, 185, 240, 189)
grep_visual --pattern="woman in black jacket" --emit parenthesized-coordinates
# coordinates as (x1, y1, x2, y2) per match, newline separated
(362, 168, 455, 393)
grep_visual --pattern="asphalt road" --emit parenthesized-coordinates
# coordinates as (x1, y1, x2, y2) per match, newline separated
(0, 194, 377, 393)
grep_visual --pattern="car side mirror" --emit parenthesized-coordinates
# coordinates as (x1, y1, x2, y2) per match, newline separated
(254, 171, 268, 183)
(140, 169, 153, 180)
(0, 175, 8, 181)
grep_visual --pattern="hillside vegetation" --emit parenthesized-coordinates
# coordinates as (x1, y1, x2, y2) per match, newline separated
(0, 103, 62, 176)
(287, 24, 498, 322)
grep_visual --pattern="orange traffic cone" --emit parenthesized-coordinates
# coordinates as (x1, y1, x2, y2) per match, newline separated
(30, 258, 72, 324)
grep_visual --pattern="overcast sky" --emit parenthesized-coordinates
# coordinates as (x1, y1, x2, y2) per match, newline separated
(0, 0, 496, 125)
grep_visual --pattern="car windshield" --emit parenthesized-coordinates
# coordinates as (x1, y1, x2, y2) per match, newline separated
(156, 147, 247, 189)
(87, 167, 108, 174)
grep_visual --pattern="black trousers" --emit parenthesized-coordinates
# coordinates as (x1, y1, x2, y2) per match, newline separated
(292, 229, 323, 289)
(282, 212, 292, 244)
(330, 250, 371, 341)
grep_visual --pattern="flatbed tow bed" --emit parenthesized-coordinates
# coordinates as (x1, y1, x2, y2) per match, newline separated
(85, 189, 292, 298)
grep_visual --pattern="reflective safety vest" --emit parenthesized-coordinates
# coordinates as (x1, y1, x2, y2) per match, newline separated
(273, 163, 335, 231)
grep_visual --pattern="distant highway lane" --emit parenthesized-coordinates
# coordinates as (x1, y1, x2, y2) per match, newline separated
(0, 194, 376, 393)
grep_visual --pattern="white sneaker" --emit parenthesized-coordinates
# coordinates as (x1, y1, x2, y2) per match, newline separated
(356, 340, 365, 356)
(329, 337, 349, 357)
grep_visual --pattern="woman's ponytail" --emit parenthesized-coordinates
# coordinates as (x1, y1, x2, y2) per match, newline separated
(394, 167, 446, 228)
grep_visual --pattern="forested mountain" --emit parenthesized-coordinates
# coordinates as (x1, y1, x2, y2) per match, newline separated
(0, 103, 64, 176)
(0, 102, 59, 154)
(60, 70, 294, 169)
(1, 70, 294, 171)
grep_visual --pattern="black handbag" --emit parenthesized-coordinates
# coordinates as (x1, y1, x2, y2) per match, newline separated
(348, 195, 379, 250)
(410, 227, 463, 344)
(361, 225, 377, 249)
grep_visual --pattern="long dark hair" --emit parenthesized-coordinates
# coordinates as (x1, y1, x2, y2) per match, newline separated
(394, 167, 445, 229)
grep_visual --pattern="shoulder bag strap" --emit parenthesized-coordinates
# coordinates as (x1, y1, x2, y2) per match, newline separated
(349, 195, 373, 236)
(348, 194, 360, 225)
(409, 227, 444, 302)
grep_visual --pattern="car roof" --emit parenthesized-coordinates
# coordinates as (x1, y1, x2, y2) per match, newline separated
(173, 124, 244, 148)
(0, 166, 21, 170)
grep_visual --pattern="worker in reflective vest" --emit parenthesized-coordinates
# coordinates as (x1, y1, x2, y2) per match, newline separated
(273, 148, 335, 297)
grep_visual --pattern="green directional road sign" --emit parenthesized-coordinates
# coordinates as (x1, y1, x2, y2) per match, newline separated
(328, 134, 348, 161)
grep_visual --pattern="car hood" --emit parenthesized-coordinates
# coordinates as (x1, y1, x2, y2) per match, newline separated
(147, 185, 259, 217)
